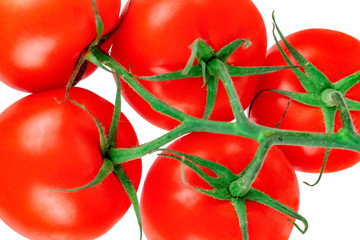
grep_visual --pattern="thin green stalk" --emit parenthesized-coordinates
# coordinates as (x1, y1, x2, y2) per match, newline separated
(90, 0, 104, 46)
(207, 58, 249, 126)
(65, 56, 87, 98)
(108, 74, 122, 148)
(109, 123, 195, 163)
(88, 47, 192, 123)
(85, 47, 360, 164)
(257, 120, 360, 153)
(229, 138, 272, 197)
(109, 119, 250, 164)
(266, 126, 360, 151)
(330, 91, 357, 133)
(109, 117, 360, 164)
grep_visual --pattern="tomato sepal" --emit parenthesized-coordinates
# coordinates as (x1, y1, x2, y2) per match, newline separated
(203, 73, 219, 119)
(64, 96, 109, 156)
(216, 38, 252, 62)
(114, 164, 143, 240)
(261, 89, 326, 108)
(333, 70, 360, 93)
(51, 158, 114, 192)
(89, 0, 105, 47)
(134, 38, 299, 81)
(243, 188, 308, 234)
(231, 198, 249, 240)
(345, 98, 360, 110)
(272, 13, 332, 94)
(182, 38, 215, 75)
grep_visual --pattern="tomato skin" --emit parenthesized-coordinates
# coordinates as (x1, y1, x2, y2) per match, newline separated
(111, 0, 267, 130)
(250, 29, 360, 173)
(0, 88, 142, 239)
(141, 133, 299, 240)
(0, 0, 120, 93)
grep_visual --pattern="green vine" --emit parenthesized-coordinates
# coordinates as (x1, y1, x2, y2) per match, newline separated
(63, 2, 360, 240)
(82, 40, 360, 239)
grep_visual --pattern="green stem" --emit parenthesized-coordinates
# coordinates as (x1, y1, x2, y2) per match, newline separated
(265, 125, 360, 151)
(90, 0, 104, 46)
(65, 56, 86, 97)
(108, 74, 122, 148)
(109, 118, 360, 164)
(88, 47, 192, 123)
(109, 120, 246, 164)
(203, 73, 219, 119)
(207, 58, 249, 126)
(330, 91, 357, 133)
(229, 138, 272, 197)
(109, 122, 195, 163)
(86, 47, 360, 163)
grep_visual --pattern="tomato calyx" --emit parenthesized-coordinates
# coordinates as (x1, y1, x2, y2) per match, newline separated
(52, 116, 143, 240)
(53, 158, 114, 192)
(134, 38, 300, 120)
(321, 88, 343, 107)
(159, 148, 308, 240)
(55, 86, 143, 239)
(53, 102, 144, 239)
(267, 14, 360, 185)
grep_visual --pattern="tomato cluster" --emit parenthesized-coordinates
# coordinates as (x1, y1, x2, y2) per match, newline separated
(0, 0, 359, 240)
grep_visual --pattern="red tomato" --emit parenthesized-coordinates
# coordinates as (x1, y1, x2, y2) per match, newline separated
(0, 88, 142, 239)
(0, 0, 120, 93)
(141, 133, 299, 240)
(250, 29, 360, 173)
(111, 0, 267, 130)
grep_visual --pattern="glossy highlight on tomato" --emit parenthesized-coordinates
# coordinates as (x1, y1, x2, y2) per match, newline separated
(141, 133, 299, 240)
(111, 0, 267, 130)
(0, 88, 142, 240)
(0, 0, 121, 93)
(250, 29, 360, 173)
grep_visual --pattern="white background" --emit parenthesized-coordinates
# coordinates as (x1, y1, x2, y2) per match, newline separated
(1, 0, 360, 239)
